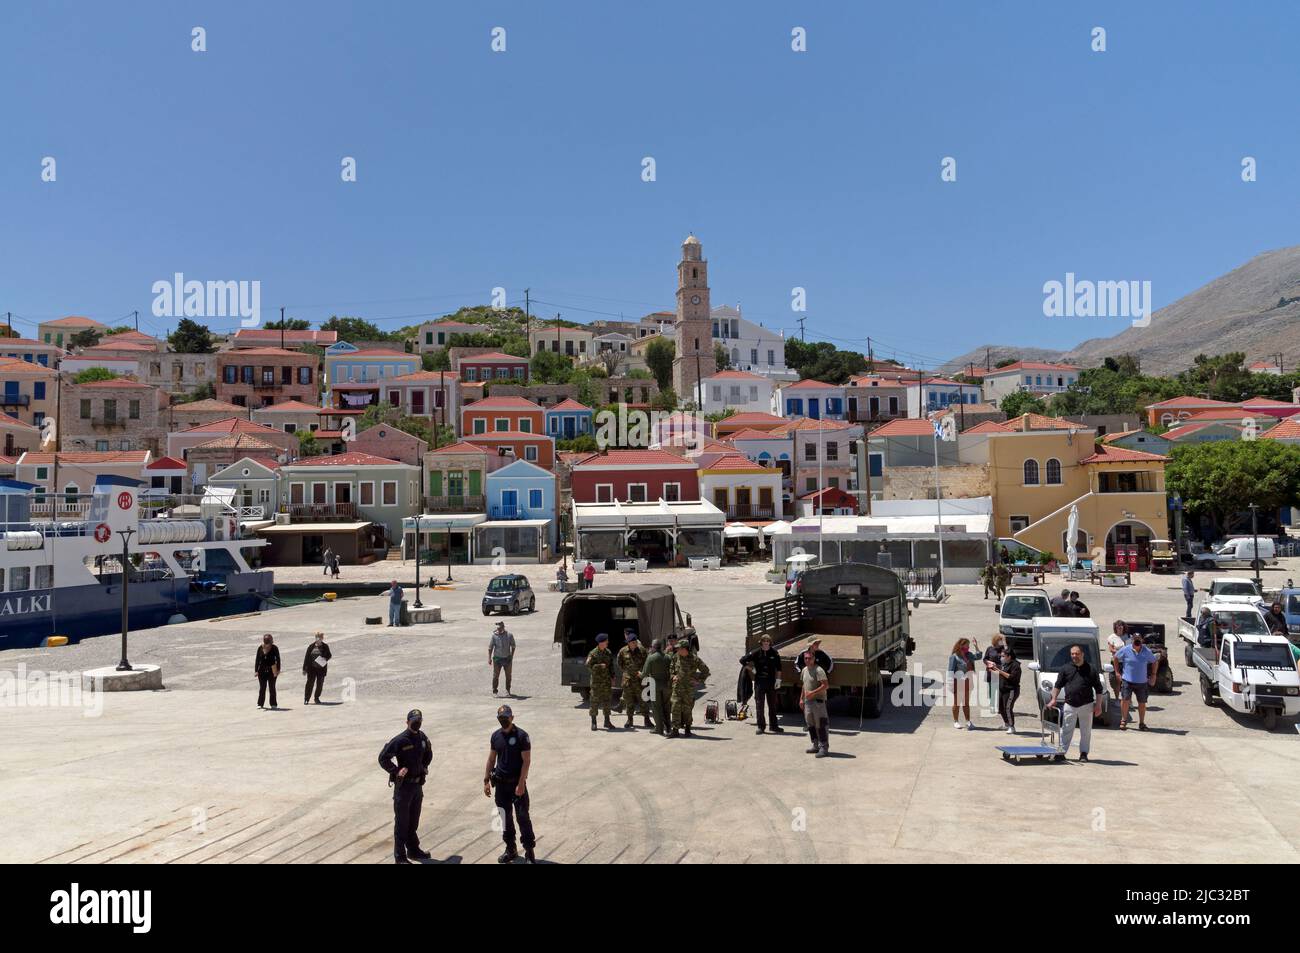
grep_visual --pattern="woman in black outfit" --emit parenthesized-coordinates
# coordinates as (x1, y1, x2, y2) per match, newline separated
(992, 645, 1021, 733)
(255, 633, 281, 709)
(302, 631, 332, 704)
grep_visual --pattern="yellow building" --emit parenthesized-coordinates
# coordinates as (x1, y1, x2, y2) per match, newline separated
(0, 357, 57, 429)
(987, 417, 1168, 565)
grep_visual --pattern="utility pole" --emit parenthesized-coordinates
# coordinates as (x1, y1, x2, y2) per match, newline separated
(797, 316, 806, 342)
(867, 336, 874, 372)
(1249, 503, 1262, 589)
(985, 348, 991, 371)
(133, 310, 139, 331)
(524, 288, 531, 350)
(280, 307, 285, 350)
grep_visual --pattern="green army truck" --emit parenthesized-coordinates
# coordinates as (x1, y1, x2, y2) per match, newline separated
(744, 563, 915, 719)
(553, 584, 688, 702)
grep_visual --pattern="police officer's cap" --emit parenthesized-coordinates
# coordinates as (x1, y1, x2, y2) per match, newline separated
(496, 704, 513, 718)
(625, 631, 638, 643)
(407, 708, 423, 722)
(595, 632, 609, 643)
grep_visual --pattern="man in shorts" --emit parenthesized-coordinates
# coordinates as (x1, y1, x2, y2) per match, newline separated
(1114, 632, 1158, 730)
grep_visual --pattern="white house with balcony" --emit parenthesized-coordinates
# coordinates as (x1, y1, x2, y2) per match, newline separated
(904, 377, 982, 417)
(711, 305, 795, 382)
(694, 369, 775, 416)
(981, 361, 1081, 405)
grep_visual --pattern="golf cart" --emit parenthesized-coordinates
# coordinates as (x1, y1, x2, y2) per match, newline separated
(1148, 539, 1177, 574)
(1113, 621, 1174, 693)
(783, 552, 818, 595)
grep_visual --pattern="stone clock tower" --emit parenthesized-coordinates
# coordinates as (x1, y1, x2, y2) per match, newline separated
(672, 233, 716, 402)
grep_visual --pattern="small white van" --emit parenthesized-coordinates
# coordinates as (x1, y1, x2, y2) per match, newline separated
(1196, 537, 1277, 570)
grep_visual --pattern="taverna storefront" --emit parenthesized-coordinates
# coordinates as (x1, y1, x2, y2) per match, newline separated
(572, 499, 725, 566)
(401, 513, 553, 564)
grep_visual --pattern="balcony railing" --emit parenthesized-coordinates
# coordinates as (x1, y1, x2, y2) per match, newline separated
(0, 394, 31, 407)
(29, 500, 93, 519)
(726, 503, 775, 520)
(87, 417, 127, 429)
(423, 494, 485, 513)
(287, 501, 358, 521)
(252, 380, 283, 391)
(490, 503, 541, 520)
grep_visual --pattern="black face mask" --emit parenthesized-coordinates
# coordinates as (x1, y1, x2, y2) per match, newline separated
(408, 719, 422, 731)
(497, 717, 511, 729)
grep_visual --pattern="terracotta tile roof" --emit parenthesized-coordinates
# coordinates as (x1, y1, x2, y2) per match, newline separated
(708, 369, 768, 381)
(177, 417, 286, 436)
(288, 451, 408, 467)
(0, 337, 60, 347)
(699, 452, 770, 471)
(73, 377, 151, 389)
(728, 427, 789, 440)
(458, 351, 526, 362)
(192, 433, 280, 452)
(870, 418, 938, 437)
(255, 399, 324, 413)
(146, 456, 188, 470)
(463, 431, 552, 441)
(19, 450, 149, 465)
(337, 348, 411, 358)
(385, 370, 460, 383)
(1161, 422, 1218, 440)
(570, 449, 697, 468)
(773, 417, 855, 434)
(1259, 418, 1300, 441)
(312, 430, 344, 439)
(172, 398, 245, 414)
(1080, 444, 1168, 463)
(1183, 408, 1265, 422)
(42, 315, 106, 328)
(217, 346, 305, 358)
(548, 398, 592, 412)
(0, 357, 56, 374)
(1241, 396, 1297, 407)
(962, 420, 1015, 434)
(233, 328, 338, 345)
(716, 412, 786, 425)
(1145, 396, 1238, 409)
(463, 397, 544, 411)
(429, 441, 489, 455)
(1007, 413, 1081, 431)
(0, 417, 40, 432)
(1100, 429, 1142, 443)
(783, 378, 838, 390)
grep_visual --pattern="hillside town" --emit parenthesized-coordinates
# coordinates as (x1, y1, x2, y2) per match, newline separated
(4, 234, 1298, 580)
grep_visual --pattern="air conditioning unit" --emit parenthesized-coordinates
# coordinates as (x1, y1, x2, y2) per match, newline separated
(275, 512, 290, 525)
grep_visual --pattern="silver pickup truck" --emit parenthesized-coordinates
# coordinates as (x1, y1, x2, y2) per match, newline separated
(1178, 599, 1300, 730)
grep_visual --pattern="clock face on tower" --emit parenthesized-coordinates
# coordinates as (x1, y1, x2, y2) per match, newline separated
(691, 295, 701, 305)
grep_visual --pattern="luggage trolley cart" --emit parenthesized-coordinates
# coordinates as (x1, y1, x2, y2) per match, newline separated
(995, 703, 1064, 765)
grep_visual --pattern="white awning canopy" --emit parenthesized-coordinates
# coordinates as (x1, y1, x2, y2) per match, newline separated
(762, 520, 792, 536)
(724, 523, 760, 538)
(404, 513, 488, 531)
(572, 498, 725, 531)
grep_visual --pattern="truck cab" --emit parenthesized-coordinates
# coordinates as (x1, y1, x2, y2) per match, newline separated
(1204, 577, 1264, 610)
(995, 588, 1053, 659)
(1025, 618, 1120, 728)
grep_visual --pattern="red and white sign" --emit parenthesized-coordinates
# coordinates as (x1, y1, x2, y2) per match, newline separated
(117, 491, 133, 510)
(94, 523, 112, 544)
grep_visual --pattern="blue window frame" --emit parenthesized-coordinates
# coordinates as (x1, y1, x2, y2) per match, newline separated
(528, 488, 543, 509)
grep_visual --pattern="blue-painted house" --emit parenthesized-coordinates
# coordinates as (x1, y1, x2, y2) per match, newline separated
(545, 398, 594, 440)
(482, 457, 557, 552)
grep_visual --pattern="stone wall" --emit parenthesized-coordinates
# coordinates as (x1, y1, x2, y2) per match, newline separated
(880, 463, 989, 500)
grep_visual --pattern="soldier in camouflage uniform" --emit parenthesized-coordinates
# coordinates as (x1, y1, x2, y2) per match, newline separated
(668, 640, 710, 737)
(616, 629, 650, 729)
(585, 632, 616, 731)
(994, 562, 1011, 601)
(640, 639, 672, 735)
(980, 562, 995, 600)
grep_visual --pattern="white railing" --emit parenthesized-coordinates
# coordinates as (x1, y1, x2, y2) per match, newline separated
(238, 506, 266, 519)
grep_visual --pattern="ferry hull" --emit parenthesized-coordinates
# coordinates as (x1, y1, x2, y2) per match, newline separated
(0, 571, 275, 650)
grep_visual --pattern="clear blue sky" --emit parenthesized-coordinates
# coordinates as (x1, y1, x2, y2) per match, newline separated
(3, 2, 1297, 367)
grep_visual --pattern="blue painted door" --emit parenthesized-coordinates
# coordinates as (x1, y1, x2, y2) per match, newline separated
(808, 398, 820, 419)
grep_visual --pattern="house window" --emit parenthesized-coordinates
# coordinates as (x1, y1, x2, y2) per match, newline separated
(473, 419, 487, 434)
(767, 350, 775, 365)
(751, 349, 758, 364)
(805, 477, 817, 492)
(103, 400, 117, 423)
(512, 367, 524, 379)
(382, 481, 397, 505)
(242, 366, 254, 384)
(626, 483, 647, 503)
(95, 440, 109, 451)
(528, 488, 543, 509)
(79, 399, 91, 419)
(466, 367, 478, 382)
(290, 483, 304, 504)
(524, 445, 538, 462)
(663, 482, 680, 502)
(299, 366, 312, 385)
(804, 443, 817, 461)
(129, 400, 140, 420)
(518, 419, 531, 434)
(595, 483, 614, 503)
(825, 441, 839, 462)
(1045, 458, 1062, 484)
(494, 417, 509, 432)
(1023, 460, 1040, 485)
(359, 481, 375, 505)
(224, 365, 237, 384)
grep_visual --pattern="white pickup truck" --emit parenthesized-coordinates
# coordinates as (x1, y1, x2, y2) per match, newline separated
(1177, 600, 1300, 730)
(1202, 577, 1265, 608)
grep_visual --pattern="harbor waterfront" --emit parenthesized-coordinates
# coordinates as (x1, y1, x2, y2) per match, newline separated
(3, 558, 1298, 865)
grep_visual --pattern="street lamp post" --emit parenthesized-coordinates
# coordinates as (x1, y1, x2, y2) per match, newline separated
(445, 521, 454, 583)
(116, 527, 136, 672)
(1249, 503, 1262, 589)
(412, 519, 423, 608)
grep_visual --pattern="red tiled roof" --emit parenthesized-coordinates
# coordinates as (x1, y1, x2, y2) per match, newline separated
(0, 417, 40, 432)
(1145, 396, 1238, 410)
(699, 452, 770, 471)
(192, 433, 280, 452)
(217, 346, 305, 358)
(963, 420, 1014, 434)
(234, 328, 338, 345)
(728, 427, 789, 440)
(783, 378, 838, 390)
(313, 430, 344, 439)
(74, 377, 150, 389)
(1241, 396, 1296, 407)
(429, 441, 490, 455)
(255, 399, 324, 413)
(172, 398, 245, 413)
(549, 398, 592, 412)
(385, 370, 460, 383)
(177, 417, 286, 436)
(459, 351, 526, 362)
(1183, 408, 1265, 422)
(288, 451, 409, 467)
(42, 315, 106, 328)
(1080, 444, 1169, 463)
(571, 449, 696, 468)
(463, 431, 553, 442)
(1161, 423, 1218, 440)
(870, 418, 937, 437)
(0, 337, 61, 347)
(146, 456, 188, 470)
(338, 348, 411, 358)
(717, 412, 786, 425)
(1007, 413, 1081, 432)
(774, 417, 855, 434)
(463, 397, 544, 411)
(1260, 419, 1300, 441)
(0, 357, 56, 374)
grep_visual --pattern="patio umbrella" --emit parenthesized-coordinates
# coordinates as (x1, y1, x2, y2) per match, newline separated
(761, 520, 792, 537)
(724, 523, 760, 538)
(1066, 504, 1079, 571)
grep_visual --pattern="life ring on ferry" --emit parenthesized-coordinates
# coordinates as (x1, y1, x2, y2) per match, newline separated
(94, 523, 112, 543)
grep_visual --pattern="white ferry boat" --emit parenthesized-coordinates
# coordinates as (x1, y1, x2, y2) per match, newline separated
(0, 475, 273, 650)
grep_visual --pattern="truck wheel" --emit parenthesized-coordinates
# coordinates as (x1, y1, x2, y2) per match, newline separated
(862, 676, 884, 719)
(528, 597, 536, 612)
(1199, 675, 1217, 707)
(1184, 643, 1194, 668)
(1262, 708, 1279, 731)
(1157, 667, 1173, 693)
(1250, 559, 1263, 571)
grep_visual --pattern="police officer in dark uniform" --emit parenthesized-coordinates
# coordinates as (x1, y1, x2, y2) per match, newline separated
(483, 704, 536, 864)
(378, 708, 433, 864)
(740, 635, 785, 735)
